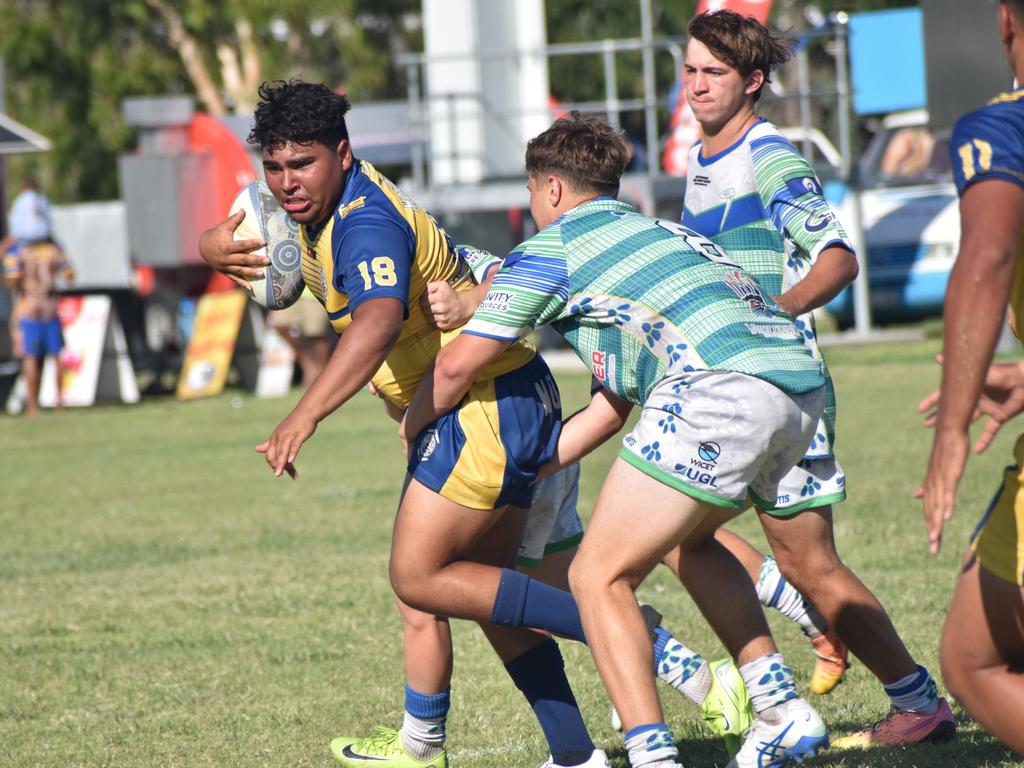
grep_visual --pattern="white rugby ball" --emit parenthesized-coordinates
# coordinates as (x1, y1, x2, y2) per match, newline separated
(229, 181, 305, 309)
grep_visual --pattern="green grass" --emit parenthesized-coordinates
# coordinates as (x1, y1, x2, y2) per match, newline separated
(2, 338, 1022, 767)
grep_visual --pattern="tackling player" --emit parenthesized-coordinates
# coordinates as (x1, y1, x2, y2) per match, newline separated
(677, 10, 953, 749)
(199, 80, 745, 768)
(917, 0, 1024, 753)
(403, 112, 831, 768)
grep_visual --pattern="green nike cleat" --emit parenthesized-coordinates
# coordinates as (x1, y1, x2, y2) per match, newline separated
(330, 727, 447, 767)
(699, 658, 755, 758)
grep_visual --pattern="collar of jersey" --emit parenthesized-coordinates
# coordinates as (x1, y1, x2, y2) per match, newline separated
(304, 157, 364, 241)
(550, 196, 636, 228)
(696, 118, 766, 167)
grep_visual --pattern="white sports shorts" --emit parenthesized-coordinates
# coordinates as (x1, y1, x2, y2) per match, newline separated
(619, 370, 825, 509)
(518, 462, 584, 566)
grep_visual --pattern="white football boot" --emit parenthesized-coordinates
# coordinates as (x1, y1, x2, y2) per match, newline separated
(726, 697, 828, 768)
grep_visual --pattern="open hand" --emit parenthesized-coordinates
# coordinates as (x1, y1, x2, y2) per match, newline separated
(199, 209, 269, 288)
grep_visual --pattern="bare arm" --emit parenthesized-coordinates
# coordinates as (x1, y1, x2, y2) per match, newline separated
(774, 245, 858, 317)
(400, 333, 513, 455)
(421, 268, 497, 331)
(198, 210, 270, 287)
(538, 388, 634, 479)
(919, 179, 1024, 553)
(257, 297, 403, 476)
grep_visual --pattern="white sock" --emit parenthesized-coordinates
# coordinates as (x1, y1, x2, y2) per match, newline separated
(756, 557, 823, 638)
(624, 724, 679, 767)
(653, 627, 712, 704)
(739, 653, 799, 713)
(884, 664, 940, 713)
(400, 711, 445, 761)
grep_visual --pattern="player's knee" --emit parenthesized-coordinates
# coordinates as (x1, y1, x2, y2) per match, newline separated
(567, 554, 603, 601)
(389, 558, 428, 610)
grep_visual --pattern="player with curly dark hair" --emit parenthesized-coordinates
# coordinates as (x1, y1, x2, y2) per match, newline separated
(197, 80, 635, 768)
(248, 79, 350, 152)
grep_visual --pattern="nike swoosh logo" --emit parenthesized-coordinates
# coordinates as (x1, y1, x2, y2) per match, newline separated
(341, 745, 388, 761)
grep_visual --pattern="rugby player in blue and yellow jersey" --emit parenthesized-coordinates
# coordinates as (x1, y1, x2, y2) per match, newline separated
(198, 80, 607, 768)
(918, 0, 1024, 753)
(200, 81, 736, 768)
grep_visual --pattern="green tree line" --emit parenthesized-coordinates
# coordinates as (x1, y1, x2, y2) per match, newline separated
(0, 0, 913, 202)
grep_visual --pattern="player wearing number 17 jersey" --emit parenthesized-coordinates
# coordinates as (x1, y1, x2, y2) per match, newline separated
(920, 2, 1024, 752)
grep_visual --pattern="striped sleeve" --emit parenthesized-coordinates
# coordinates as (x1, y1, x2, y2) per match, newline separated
(750, 134, 852, 262)
(462, 232, 569, 341)
(456, 244, 503, 283)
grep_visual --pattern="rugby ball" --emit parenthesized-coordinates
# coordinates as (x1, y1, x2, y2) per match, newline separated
(229, 181, 305, 309)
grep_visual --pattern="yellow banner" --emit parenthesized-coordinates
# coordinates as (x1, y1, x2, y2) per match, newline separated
(177, 291, 247, 399)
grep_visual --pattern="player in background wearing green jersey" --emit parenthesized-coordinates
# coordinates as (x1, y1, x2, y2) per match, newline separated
(403, 113, 831, 768)
(673, 10, 954, 749)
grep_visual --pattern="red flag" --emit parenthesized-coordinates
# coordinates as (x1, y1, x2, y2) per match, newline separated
(697, 0, 772, 23)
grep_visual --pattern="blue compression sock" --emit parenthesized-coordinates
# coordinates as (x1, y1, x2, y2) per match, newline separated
(490, 568, 586, 642)
(505, 638, 595, 766)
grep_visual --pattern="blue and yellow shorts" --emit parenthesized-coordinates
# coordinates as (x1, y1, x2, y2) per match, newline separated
(970, 433, 1024, 586)
(407, 355, 562, 511)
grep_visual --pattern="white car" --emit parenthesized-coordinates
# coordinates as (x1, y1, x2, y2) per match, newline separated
(821, 110, 958, 326)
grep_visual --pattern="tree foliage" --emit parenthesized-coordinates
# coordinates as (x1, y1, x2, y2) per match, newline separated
(0, 0, 420, 202)
(1, 0, 913, 202)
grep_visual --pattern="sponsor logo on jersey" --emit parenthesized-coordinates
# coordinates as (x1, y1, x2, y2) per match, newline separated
(479, 291, 514, 313)
(724, 270, 774, 318)
(786, 177, 822, 198)
(693, 174, 711, 187)
(776, 494, 790, 505)
(804, 210, 835, 233)
(591, 350, 616, 383)
(338, 196, 367, 218)
(745, 323, 801, 339)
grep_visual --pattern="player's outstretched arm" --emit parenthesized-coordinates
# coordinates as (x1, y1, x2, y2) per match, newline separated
(198, 210, 269, 286)
(774, 245, 858, 317)
(538, 388, 634, 480)
(257, 297, 404, 477)
(918, 179, 1024, 554)
(400, 333, 512, 455)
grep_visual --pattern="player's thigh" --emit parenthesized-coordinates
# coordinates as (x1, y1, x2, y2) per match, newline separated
(391, 477, 506, 574)
(942, 554, 1024, 677)
(573, 457, 714, 590)
(468, 505, 528, 568)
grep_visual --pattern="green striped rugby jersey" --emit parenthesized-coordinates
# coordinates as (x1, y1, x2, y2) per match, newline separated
(462, 198, 825, 406)
(683, 120, 851, 457)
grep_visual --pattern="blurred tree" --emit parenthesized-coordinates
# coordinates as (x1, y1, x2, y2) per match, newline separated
(0, 0, 421, 202)
(0, 0, 914, 201)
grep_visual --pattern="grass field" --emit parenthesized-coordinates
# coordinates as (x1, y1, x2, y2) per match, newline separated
(3, 338, 1023, 768)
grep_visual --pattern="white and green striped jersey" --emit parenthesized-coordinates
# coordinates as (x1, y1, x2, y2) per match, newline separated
(463, 198, 825, 406)
(683, 120, 852, 457)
